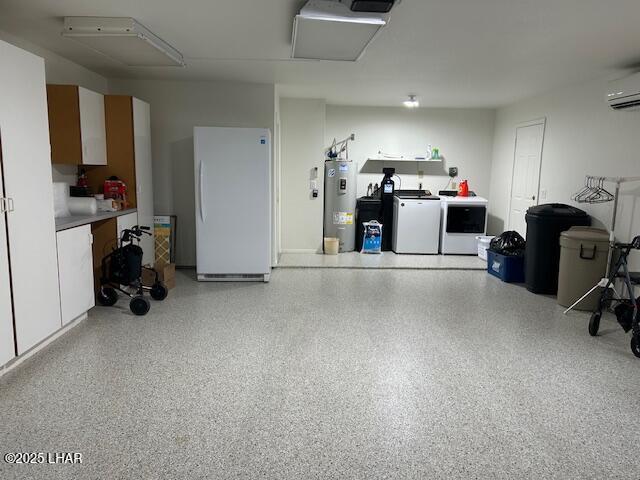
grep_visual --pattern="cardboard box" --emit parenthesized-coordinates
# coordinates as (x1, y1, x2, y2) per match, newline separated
(142, 263, 176, 289)
(163, 276, 176, 290)
(141, 267, 156, 287)
(154, 215, 172, 266)
(156, 263, 175, 283)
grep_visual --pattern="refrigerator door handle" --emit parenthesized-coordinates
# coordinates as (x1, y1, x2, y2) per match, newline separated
(199, 161, 206, 222)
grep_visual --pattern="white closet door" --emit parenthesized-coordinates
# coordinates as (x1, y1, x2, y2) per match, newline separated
(0, 151, 15, 366)
(132, 98, 155, 266)
(78, 87, 107, 165)
(0, 40, 62, 354)
(509, 120, 545, 237)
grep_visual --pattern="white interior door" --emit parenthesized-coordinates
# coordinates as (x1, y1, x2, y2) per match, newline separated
(0, 135, 16, 366)
(56, 225, 95, 326)
(78, 87, 107, 165)
(0, 39, 62, 354)
(132, 98, 155, 266)
(509, 120, 545, 236)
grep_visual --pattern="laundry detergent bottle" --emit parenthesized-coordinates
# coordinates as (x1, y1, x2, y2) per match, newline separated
(458, 179, 469, 197)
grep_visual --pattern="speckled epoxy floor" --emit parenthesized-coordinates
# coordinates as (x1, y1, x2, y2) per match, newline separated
(278, 252, 487, 270)
(1, 268, 639, 479)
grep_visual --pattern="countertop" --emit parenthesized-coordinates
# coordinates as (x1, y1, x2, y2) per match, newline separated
(55, 208, 137, 232)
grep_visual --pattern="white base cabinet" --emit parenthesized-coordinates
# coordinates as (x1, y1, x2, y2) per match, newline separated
(56, 226, 95, 326)
(117, 212, 139, 241)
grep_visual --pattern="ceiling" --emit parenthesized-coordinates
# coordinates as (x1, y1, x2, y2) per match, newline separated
(1, 0, 640, 107)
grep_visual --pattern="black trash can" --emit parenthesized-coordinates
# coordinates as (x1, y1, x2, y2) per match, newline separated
(525, 203, 590, 294)
(355, 196, 382, 252)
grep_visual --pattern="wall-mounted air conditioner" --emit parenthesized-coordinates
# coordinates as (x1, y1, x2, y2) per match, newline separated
(607, 72, 640, 111)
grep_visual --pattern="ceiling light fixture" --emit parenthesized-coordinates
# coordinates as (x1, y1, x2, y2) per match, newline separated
(292, 0, 388, 61)
(62, 17, 185, 67)
(403, 95, 419, 108)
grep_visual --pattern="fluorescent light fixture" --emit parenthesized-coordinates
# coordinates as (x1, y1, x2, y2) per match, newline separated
(403, 95, 419, 108)
(62, 17, 185, 67)
(292, 0, 388, 61)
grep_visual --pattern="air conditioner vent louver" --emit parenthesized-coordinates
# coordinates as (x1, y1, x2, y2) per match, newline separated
(607, 72, 640, 111)
(611, 99, 640, 110)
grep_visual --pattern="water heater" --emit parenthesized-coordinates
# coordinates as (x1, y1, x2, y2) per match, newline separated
(324, 160, 357, 252)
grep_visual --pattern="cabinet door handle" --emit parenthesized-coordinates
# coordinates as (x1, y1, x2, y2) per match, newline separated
(0, 198, 6, 213)
(7, 198, 14, 212)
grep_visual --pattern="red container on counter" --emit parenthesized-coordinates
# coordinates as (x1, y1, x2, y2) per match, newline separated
(104, 179, 127, 203)
(458, 179, 469, 197)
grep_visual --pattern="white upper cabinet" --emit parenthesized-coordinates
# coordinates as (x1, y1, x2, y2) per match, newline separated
(78, 87, 107, 165)
(47, 84, 107, 166)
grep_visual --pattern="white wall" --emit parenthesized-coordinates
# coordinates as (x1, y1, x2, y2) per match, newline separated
(0, 30, 108, 93)
(325, 105, 496, 199)
(109, 79, 275, 266)
(278, 101, 496, 252)
(273, 85, 282, 262)
(489, 75, 640, 267)
(280, 98, 326, 253)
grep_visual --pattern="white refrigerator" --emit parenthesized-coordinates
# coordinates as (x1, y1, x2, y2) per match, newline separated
(194, 127, 271, 282)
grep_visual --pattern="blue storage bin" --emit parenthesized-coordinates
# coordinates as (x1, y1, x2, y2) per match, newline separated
(487, 249, 525, 283)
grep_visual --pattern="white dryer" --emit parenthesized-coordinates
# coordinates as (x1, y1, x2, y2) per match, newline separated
(440, 196, 488, 254)
(392, 194, 441, 254)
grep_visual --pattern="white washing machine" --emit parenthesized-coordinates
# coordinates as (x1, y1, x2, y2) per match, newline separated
(440, 196, 488, 254)
(392, 194, 441, 254)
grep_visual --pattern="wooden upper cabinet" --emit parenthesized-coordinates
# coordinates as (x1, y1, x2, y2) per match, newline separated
(46, 85, 107, 165)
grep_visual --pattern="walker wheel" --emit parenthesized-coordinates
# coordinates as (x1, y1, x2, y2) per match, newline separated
(97, 286, 118, 307)
(588, 312, 601, 337)
(150, 282, 168, 301)
(631, 337, 640, 359)
(130, 296, 150, 316)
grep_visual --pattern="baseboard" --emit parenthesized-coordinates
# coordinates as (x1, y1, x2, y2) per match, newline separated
(280, 249, 320, 254)
(0, 312, 88, 379)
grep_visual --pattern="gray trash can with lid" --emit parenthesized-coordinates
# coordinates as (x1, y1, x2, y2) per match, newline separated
(557, 227, 610, 310)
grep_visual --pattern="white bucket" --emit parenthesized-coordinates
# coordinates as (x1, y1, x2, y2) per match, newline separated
(476, 236, 494, 260)
(324, 237, 339, 255)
